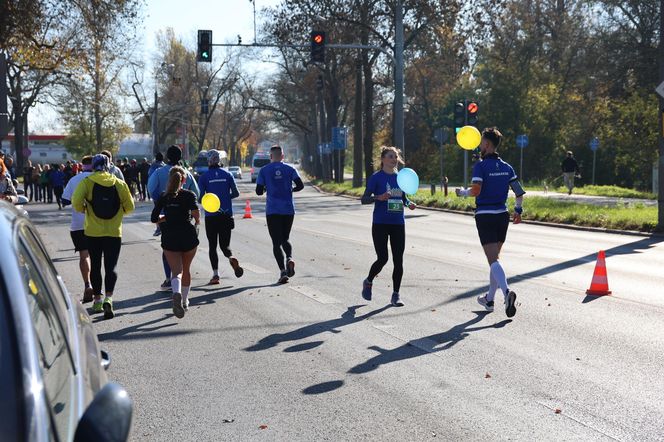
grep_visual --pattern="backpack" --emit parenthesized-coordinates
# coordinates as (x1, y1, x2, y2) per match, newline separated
(88, 179, 121, 219)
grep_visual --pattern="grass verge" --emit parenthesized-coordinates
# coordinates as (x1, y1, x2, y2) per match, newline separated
(315, 180, 658, 232)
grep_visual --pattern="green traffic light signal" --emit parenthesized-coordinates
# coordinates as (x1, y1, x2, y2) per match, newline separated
(197, 30, 212, 62)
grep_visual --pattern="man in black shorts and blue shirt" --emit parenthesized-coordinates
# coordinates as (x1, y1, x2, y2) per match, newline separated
(456, 127, 525, 317)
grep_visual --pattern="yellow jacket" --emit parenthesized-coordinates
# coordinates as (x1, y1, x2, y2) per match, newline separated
(72, 171, 134, 237)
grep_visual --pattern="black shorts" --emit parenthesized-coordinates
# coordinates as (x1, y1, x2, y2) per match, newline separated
(70, 230, 89, 252)
(474, 212, 510, 245)
(161, 224, 199, 252)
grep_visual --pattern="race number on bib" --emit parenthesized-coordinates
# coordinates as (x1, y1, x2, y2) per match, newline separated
(387, 198, 404, 212)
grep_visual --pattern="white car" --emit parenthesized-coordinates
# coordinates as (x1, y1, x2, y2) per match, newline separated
(228, 166, 242, 180)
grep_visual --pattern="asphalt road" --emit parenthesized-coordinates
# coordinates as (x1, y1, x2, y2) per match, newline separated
(31, 179, 664, 441)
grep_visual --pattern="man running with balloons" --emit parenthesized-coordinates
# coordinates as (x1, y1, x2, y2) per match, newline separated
(199, 149, 244, 284)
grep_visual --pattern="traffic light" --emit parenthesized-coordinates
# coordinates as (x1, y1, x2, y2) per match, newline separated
(310, 31, 326, 63)
(454, 102, 465, 133)
(467, 101, 478, 126)
(197, 30, 212, 62)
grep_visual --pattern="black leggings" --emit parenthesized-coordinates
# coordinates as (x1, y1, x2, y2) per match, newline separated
(88, 236, 122, 295)
(266, 214, 294, 270)
(368, 223, 405, 293)
(53, 185, 64, 207)
(205, 215, 234, 269)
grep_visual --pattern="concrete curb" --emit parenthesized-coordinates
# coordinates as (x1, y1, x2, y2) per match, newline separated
(308, 182, 663, 238)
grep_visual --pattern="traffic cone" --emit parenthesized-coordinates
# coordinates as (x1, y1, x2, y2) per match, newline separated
(586, 250, 611, 296)
(242, 200, 253, 219)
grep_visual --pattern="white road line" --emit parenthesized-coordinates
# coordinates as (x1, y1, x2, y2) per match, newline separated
(289, 285, 339, 304)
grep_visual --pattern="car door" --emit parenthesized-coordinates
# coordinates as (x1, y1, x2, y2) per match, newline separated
(16, 223, 78, 442)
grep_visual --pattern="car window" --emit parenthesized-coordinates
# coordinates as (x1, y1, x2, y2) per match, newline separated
(17, 236, 76, 442)
(253, 158, 270, 168)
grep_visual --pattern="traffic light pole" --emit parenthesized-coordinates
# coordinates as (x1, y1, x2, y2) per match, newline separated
(463, 99, 468, 187)
(394, 0, 405, 160)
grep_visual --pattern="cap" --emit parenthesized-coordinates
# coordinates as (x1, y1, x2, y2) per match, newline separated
(92, 154, 109, 171)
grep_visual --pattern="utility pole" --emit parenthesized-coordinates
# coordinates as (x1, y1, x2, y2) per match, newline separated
(0, 53, 7, 144)
(659, 0, 664, 230)
(353, 58, 363, 188)
(152, 88, 158, 155)
(394, 0, 405, 160)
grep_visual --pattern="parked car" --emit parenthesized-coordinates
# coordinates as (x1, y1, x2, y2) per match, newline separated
(0, 201, 132, 441)
(228, 166, 242, 180)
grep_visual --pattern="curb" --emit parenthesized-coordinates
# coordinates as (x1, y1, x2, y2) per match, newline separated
(308, 182, 663, 238)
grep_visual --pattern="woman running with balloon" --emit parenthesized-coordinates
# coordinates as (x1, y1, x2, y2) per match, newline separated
(151, 166, 200, 318)
(360, 146, 417, 307)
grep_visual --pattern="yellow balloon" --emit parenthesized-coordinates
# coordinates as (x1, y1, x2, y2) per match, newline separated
(201, 193, 221, 213)
(456, 126, 481, 150)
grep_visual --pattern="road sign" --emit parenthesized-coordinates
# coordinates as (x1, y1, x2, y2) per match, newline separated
(589, 137, 600, 152)
(332, 127, 347, 150)
(323, 143, 332, 154)
(656, 81, 664, 99)
(516, 134, 528, 149)
(434, 128, 449, 144)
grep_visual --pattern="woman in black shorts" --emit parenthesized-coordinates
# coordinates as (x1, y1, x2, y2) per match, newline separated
(151, 166, 200, 318)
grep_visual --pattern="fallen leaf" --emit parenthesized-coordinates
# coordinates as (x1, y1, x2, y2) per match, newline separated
(259, 425, 268, 430)
(554, 409, 562, 414)
(485, 372, 491, 379)
(431, 309, 436, 312)
(548, 303, 551, 306)
(575, 357, 580, 361)
(222, 419, 235, 423)
(344, 268, 351, 270)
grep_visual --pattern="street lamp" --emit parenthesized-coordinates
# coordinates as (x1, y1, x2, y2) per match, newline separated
(152, 62, 174, 155)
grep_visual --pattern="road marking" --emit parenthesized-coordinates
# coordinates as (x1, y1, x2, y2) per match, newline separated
(289, 285, 338, 304)
(241, 262, 271, 274)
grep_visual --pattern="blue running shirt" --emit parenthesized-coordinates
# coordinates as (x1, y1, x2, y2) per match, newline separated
(198, 166, 239, 216)
(365, 170, 407, 225)
(257, 162, 300, 215)
(471, 153, 518, 214)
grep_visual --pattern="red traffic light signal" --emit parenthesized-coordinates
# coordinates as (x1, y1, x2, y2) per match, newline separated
(310, 31, 326, 63)
(467, 101, 478, 126)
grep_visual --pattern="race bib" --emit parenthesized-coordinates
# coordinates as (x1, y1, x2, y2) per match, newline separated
(387, 198, 404, 212)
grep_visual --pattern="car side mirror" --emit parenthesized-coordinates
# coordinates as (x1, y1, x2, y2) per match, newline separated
(74, 383, 132, 442)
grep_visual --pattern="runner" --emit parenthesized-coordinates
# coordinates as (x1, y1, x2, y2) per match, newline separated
(147, 145, 199, 291)
(255, 145, 304, 284)
(72, 154, 134, 319)
(455, 127, 524, 317)
(61, 155, 94, 303)
(360, 146, 416, 307)
(198, 149, 243, 284)
(151, 166, 200, 318)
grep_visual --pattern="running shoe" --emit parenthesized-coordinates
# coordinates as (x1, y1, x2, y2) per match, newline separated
(278, 270, 289, 284)
(361, 279, 372, 301)
(390, 292, 404, 307)
(286, 258, 295, 278)
(92, 299, 103, 314)
(172, 293, 185, 318)
(82, 287, 94, 303)
(159, 279, 172, 291)
(505, 290, 517, 318)
(102, 297, 114, 320)
(477, 295, 494, 312)
(208, 275, 220, 285)
(230, 257, 244, 278)
(153, 226, 161, 236)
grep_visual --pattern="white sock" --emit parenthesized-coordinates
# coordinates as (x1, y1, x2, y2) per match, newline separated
(182, 285, 190, 301)
(490, 261, 509, 298)
(171, 276, 182, 294)
(487, 271, 498, 302)
(213, 269, 219, 277)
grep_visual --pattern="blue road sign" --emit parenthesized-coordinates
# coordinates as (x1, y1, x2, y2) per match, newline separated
(332, 127, 348, 150)
(323, 142, 332, 154)
(516, 134, 529, 149)
(589, 137, 600, 152)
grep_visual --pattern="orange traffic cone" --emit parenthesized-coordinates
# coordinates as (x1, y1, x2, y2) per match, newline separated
(242, 200, 253, 219)
(586, 250, 611, 296)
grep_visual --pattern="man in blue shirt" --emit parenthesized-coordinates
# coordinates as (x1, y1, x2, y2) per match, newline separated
(147, 145, 200, 290)
(255, 145, 304, 284)
(199, 150, 244, 284)
(456, 127, 525, 318)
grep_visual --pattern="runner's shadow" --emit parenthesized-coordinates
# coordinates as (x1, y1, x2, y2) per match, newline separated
(348, 312, 511, 374)
(97, 316, 177, 342)
(190, 284, 273, 306)
(244, 304, 391, 352)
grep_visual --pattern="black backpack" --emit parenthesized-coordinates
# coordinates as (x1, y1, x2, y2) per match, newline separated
(88, 179, 121, 219)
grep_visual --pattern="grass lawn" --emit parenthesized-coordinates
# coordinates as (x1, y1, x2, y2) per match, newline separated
(315, 180, 658, 233)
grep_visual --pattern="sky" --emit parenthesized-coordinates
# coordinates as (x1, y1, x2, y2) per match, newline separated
(31, 0, 282, 133)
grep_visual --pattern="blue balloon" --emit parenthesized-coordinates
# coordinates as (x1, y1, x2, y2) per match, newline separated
(397, 168, 419, 195)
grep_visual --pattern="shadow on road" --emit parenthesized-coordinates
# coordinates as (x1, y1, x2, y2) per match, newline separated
(244, 304, 392, 352)
(348, 312, 511, 374)
(97, 316, 178, 342)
